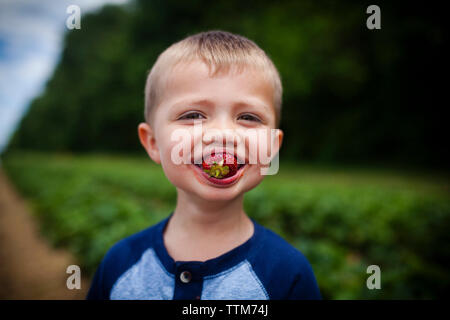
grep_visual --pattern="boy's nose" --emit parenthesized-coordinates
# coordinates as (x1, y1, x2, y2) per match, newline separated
(202, 129, 238, 148)
(202, 118, 239, 147)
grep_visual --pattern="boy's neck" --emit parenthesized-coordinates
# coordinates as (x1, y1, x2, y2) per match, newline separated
(163, 189, 254, 262)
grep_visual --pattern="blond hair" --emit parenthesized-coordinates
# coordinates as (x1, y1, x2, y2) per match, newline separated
(144, 30, 282, 126)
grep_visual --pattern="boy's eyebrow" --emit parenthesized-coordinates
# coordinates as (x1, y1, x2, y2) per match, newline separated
(171, 98, 214, 109)
(232, 99, 272, 114)
(171, 98, 272, 113)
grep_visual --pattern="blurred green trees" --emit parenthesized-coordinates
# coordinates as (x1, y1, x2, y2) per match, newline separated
(4, 0, 447, 168)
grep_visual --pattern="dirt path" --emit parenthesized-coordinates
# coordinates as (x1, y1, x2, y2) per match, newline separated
(0, 168, 89, 299)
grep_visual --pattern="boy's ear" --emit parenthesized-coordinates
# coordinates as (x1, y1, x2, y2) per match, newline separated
(138, 122, 161, 164)
(277, 129, 284, 152)
(272, 128, 283, 157)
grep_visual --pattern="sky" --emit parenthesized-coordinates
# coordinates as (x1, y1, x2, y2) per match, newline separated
(0, 0, 129, 153)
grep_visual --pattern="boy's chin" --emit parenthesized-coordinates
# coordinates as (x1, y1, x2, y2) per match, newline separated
(181, 181, 245, 202)
(183, 177, 263, 204)
(172, 179, 245, 203)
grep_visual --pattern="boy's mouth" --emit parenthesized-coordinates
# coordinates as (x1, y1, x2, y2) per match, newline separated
(192, 152, 246, 186)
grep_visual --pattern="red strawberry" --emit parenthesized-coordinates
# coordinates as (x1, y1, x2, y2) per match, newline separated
(202, 152, 238, 179)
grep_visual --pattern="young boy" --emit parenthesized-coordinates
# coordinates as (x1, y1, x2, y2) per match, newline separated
(86, 30, 321, 300)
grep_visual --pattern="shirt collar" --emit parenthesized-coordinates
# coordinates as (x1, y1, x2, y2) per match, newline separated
(152, 212, 265, 278)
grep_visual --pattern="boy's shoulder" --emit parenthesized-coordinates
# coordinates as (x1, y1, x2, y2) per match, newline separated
(249, 221, 321, 299)
(95, 219, 165, 286)
(254, 222, 313, 269)
(86, 220, 165, 300)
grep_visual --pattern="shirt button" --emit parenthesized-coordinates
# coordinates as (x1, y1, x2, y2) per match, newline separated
(180, 271, 192, 283)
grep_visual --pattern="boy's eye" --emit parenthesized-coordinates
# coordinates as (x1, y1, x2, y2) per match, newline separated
(178, 112, 206, 120)
(238, 114, 261, 122)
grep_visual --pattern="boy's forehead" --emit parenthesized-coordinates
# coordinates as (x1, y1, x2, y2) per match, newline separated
(161, 60, 275, 109)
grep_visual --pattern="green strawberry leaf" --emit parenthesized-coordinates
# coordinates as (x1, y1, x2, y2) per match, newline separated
(222, 166, 229, 175)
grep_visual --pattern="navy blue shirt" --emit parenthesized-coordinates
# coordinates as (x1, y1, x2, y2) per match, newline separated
(86, 214, 321, 300)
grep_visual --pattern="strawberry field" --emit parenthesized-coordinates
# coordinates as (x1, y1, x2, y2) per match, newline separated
(1, 151, 449, 299)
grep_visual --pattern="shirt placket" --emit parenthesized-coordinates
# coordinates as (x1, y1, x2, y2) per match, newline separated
(172, 262, 204, 300)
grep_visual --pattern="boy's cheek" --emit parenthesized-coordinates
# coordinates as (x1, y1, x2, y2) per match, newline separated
(160, 161, 190, 189)
(247, 164, 266, 184)
(255, 129, 281, 165)
(160, 148, 184, 171)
